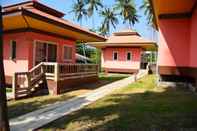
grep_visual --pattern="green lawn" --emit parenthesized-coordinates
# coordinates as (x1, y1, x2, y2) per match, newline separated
(6, 88, 12, 93)
(8, 74, 127, 119)
(41, 75, 197, 131)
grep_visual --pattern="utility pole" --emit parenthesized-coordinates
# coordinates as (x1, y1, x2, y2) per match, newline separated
(0, 5, 10, 131)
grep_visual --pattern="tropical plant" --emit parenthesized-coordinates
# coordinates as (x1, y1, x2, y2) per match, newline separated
(100, 7, 119, 35)
(86, 0, 103, 28)
(76, 41, 95, 58)
(70, 0, 88, 26)
(114, 0, 139, 28)
(98, 25, 108, 36)
(140, 0, 154, 27)
(86, 0, 103, 17)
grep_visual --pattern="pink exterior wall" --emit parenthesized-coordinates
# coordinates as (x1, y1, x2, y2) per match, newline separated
(158, 7, 197, 70)
(3, 32, 76, 77)
(102, 47, 142, 70)
(158, 19, 190, 67)
(190, 8, 197, 67)
(3, 33, 30, 77)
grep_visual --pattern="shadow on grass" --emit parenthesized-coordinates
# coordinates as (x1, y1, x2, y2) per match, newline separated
(42, 86, 197, 131)
(70, 75, 129, 90)
(8, 75, 128, 119)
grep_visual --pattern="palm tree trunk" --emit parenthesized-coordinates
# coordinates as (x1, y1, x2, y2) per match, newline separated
(0, 6, 10, 131)
(80, 19, 82, 26)
(82, 44, 87, 64)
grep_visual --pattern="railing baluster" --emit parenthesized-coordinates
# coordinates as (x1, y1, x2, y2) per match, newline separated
(12, 73, 17, 99)
(54, 63, 59, 81)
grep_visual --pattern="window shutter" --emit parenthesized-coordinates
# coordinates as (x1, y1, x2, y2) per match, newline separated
(113, 52, 118, 60)
(10, 40, 16, 60)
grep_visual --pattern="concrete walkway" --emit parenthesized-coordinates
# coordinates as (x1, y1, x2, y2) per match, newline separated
(10, 70, 147, 131)
(6, 92, 14, 100)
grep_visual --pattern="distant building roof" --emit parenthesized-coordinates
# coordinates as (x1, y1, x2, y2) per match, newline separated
(87, 29, 157, 51)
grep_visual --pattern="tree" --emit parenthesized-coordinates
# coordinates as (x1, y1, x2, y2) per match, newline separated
(114, 0, 139, 28)
(98, 25, 108, 36)
(86, 0, 103, 28)
(76, 41, 95, 58)
(70, 0, 88, 26)
(140, 0, 154, 27)
(0, 6, 10, 131)
(100, 7, 119, 35)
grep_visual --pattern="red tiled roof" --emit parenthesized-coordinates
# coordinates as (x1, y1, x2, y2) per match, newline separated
(87, 29, 157, 51)
(106, 29, 155, 44)
(3, 1, 65, 18)
(3, 1, 106, 41)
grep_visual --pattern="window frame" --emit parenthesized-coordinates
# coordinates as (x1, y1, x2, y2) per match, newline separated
(112, 51, 118, 61)
(63, 45, 73, 62)
(10, 40, 16, 60)
(126, 51, 132, 61)
(33, 40, 57, 66)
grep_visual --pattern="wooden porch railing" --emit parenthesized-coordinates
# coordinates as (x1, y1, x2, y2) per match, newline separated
(43, 62, 99, 81)
(12, 62, 98, 99)
(12, 63, 45, 99)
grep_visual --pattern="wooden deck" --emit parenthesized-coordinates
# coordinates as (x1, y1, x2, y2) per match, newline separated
(12, 63, 99, 99)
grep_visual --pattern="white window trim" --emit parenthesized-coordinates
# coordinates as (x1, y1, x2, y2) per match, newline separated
(126, 51, 132, 61)
(112, 51, 118, 61)
(62, 45, 73, 62)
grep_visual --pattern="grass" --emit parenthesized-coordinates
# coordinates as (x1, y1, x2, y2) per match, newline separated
(6, 88, 12, 93)
(41, 75, 197, 131)
(8, 74, 127, 119)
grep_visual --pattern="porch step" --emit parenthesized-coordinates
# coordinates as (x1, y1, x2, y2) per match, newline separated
(16, 89, 28, 93)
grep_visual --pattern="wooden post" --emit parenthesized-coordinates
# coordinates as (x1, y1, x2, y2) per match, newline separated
(96, 65, 99, 76)
(12, 73, 17, 99)
(54, 63, 59, 82)
(0, 5, 10, 130)
(41, 64, 45, 75)
(27, 73, 31, 93)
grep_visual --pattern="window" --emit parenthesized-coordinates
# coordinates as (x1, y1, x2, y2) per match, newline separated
(63, 46, 72, 60)
(113, 51, 118, 60)
(127, 52, 132, 61)
(10, 40, 16, 60)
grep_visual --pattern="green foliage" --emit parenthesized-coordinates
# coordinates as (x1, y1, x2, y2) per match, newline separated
(70, 0, 139, 36)
(76, 41, 95, 58)
(99, 7, 119, 35)
(140, 0, 155, 28)
(70, 0, 88, 25)
(114, 0, 139, 28)
(86, 0, 103, 17)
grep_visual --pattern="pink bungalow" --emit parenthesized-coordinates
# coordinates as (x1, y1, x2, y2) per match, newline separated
(88, 29, 157, 74)
(151, 0, 197, 87)
(2, 1, 106, 99)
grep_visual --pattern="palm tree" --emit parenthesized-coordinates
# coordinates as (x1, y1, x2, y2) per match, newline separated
(98, 25, 108, 36)
(140, 0, 157, 40)
(0, 6, 10, 131)
(114, 0, 139, 28)
(86, 0, 103, 29)
(140, 0, 154, 27)
(70, 0, 88, 26)
(100, 7, 119, 35)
